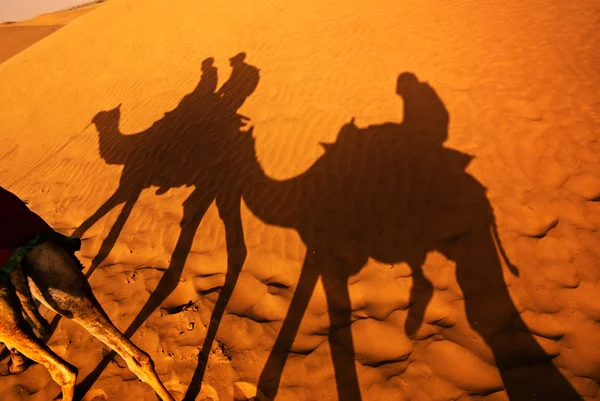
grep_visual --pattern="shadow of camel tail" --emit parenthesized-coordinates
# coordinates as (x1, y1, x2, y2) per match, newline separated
(444, 221, 582, 401)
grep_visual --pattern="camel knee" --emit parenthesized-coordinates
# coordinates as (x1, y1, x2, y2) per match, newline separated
(125, 349, 162, 385)
(48, 362, 77, 387)
(127, 349, 155, 375)
(135, 350, 154, 369)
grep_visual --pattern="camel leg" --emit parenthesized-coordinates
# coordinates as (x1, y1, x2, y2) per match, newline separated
(10, 263, 51, 340)
(257, 249, 322, 399)
(124, 185, 216, 338)
(48, 188, 140, 341)
(22, 242, 174, 401)
(185, 190, 247, 400)
(7, 263, 51, 374)
(74, 186, 216, 398)
(87, 190, 141, 274)
(8, 347, 34, 374)
(322, 270, 362, 400)
(71, 186, 131, 239)
(403, 254, 432, 336)
(0, 281, 77, 400)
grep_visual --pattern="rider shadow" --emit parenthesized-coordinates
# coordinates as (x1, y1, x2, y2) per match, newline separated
(230, 73, 583, 400)
(70, 53, 260, 399)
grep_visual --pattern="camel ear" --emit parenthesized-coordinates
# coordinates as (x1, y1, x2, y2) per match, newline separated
(319, 142, 333, 152)
(90, 112, 101, 123)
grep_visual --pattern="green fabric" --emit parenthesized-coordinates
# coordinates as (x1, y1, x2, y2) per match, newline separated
(0, 232, 81, 282)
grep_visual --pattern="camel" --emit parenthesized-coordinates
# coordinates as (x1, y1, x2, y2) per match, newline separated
(68, 54, 258, 399)
(72, 54, 258, 274)
(61, 61, 580, 400)
(231, 73, 581, 400)
(0, 187, 174, 401)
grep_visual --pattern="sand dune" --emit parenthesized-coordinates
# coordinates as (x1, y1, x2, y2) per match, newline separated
(0, 2, 100, 64)
(0, 0, 599, 400)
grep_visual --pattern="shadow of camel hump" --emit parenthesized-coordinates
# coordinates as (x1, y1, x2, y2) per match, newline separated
(69, 53, 259, 400)
(233, 73, 582, 400)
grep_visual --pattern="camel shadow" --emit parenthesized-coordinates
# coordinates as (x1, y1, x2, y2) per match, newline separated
(69, 53, 259, 399)
(61, 54, 581, 401)
(232, 73, 583, 400)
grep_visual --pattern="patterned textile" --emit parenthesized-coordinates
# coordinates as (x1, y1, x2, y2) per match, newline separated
(0, 186, 81, 281)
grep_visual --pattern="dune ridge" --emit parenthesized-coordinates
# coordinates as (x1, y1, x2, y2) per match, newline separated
(0, 2, 102, 64)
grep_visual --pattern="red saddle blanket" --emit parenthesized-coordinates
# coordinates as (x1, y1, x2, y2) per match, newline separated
(0, 186, 81, 281)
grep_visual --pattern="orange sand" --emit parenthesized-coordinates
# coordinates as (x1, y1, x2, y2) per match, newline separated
(0, 0, 599, 400)
(0, 2, 100, 64)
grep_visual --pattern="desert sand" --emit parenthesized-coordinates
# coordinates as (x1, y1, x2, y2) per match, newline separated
(0, 2, 101, 64)
(0, 0, 599, 400)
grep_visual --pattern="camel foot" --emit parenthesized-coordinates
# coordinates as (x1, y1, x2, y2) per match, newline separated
(0, 350, 35, 375)
(8, 354, 34, 374)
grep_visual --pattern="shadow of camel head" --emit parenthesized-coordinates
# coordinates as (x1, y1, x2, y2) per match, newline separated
(91, 103, 121, 126)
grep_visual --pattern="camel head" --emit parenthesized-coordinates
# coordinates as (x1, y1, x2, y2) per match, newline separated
(90, 103, 126, 164)
(396, 72, 420, 98)
(91, 103, 122, 128)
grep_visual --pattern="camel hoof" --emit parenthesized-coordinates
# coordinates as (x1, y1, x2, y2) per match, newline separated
(8, 359, 32, 374)
(4, 354, 34, 374)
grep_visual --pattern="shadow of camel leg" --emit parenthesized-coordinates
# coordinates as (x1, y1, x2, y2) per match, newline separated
(404, 254, 433, 337)
(124, 186, 215, 337)
(86, 190, 141, 276)
(74, 186, 214, 398)
(444, 230, 582, 401)
(23, 242, 174, 401)
(185, 192, 247, 400)
(48, 188, 141, 343)
(322, 271, 362, 401)
(72, 186, 133, 240)
(257, 249, 322, 400)
(0, 281, 78, 401)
